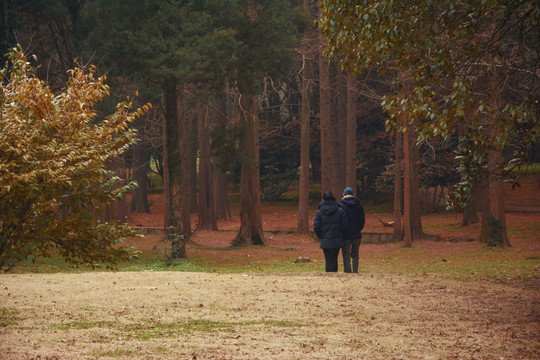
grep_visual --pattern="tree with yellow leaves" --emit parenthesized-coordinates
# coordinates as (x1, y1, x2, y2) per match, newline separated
(0, 47, 150, 271)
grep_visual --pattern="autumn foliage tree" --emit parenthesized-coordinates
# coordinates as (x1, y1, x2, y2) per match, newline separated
(0, 47, 149, 271)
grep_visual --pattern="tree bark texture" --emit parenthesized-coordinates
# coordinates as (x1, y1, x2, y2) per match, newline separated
(211, 94, 232, 220)
(188, 111, 199, 213)
(197, 104, 218, 230)
(345, 73, 357, 191)
(460, 181, 480, 227)
(179, 97, 197, 238)
(400, 77, 413, 247)
(333, 67, 347, 195)
(409, 121, 425, 239)
(297, 77, 311, 232)
(320, 57, 350, 198)
(484, 65, 511, 247)
(402, 119, 413, 247)
(319, 48, 333, 197)
(458, 119, 480, 227)
(400, 73, 424, 246)
(487, 141, 510, 246)
(475, 61, 510, 246)
(213, 162, 231, 220)
(163, 79, 186, 258)
(297, 13, 312, 233)
(162, 96, 171, 230)
(232, 93, 265, 246)
(393, 124, 404, 242)
(479, 175, 491, 242)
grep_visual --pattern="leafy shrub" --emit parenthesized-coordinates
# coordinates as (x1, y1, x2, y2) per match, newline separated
(0, 47, 149, 271)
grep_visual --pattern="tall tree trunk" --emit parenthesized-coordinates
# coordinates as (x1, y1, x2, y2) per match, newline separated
(163, 79, 185, 258)
(321, 61, 347, 197)
(213, 159, 231, 220)
(179, 99, 197, 238)
(402, 118, 413, 247)
(479, 173, 491, 242)
(484, 26, 510, 247)
(394, 121, 404, 242)
(409, 121, 425, 238)
(163, 99, 171, 230)
(333, 68, 347, 195)
(487, 141, 511, 246)
(297, 77, 311, 232)
(400, 72, 424, 246)
(188, 111, 199, 213)
(319, 48, 332, 197)
(188, 107, 199, 214)
(212, 94, 232, 220)
(297, 9, 312, 233)
(475, 61, 511, 246)
(461, 182, 480, 227)
(310, 144, 321, 182)
(345, 73, 357, 190)
(130, 117, 150, 213)
(401, 76, 413, 247)
(458, 118, 480, 227)
(197, 104, 218, 230)
(232, 93, 265, 246)
(484, 64, 511, 247)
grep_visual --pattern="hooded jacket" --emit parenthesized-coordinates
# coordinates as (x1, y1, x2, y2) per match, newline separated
(313, 199, 348, 249)
(339, 196, 365, 240)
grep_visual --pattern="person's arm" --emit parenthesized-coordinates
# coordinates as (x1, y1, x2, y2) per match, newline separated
(341, 209, 349, 235)
(313, 211, 322, 238)
(358, 205, 365, 231)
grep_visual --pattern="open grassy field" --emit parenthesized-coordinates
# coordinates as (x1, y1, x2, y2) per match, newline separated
(1, 175, 539, 359)
(1, 267, 539, 359)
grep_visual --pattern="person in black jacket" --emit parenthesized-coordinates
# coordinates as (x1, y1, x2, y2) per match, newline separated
(339, 187, 365, 273)
(313, 191, 349, 272)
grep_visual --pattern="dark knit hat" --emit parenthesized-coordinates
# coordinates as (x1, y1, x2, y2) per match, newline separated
(343, 187, 354, 195)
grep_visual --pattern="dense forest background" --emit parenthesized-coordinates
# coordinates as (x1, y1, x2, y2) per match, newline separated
(1, 0, 538, 260)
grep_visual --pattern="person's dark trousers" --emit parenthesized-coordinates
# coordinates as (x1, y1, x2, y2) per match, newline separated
(350, 238, 361, 273)
(323, 248, 340, 272)
(342, 239, 352, 273)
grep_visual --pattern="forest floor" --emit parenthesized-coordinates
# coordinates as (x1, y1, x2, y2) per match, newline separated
(1, 175, 539, 359)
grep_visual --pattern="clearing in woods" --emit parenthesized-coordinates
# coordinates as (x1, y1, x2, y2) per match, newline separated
(0, 175, 539, 359)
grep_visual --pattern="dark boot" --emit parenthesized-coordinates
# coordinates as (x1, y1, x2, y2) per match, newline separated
(352, 257, 359, 273)
(343, 252, 351, 273)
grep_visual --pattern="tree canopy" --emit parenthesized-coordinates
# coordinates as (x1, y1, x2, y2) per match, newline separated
(319, 0, 539, 209)
(0, 47, 149, 271)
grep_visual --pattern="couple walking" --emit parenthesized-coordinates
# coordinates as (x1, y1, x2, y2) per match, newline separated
(313, 187, 365, 273)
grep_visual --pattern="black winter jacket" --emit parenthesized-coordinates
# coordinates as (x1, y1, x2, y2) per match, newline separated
(313, 199, 348, 249)
(339, 196, 365, 240)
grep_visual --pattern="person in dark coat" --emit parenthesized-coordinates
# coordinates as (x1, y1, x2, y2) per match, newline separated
(339, 187, 365, 273)
(313, 191, 349, 272)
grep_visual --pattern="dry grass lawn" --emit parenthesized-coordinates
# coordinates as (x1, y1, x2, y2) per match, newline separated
(1, 270, 539, 359)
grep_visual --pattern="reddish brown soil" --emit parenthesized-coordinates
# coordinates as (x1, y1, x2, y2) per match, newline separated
(125, 175, 540, 259)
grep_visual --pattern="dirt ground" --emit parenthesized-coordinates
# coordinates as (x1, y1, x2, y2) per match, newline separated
(0, 176, 539, 359)
(123, 175, 540, 265)
(127, 174, 540, 243)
